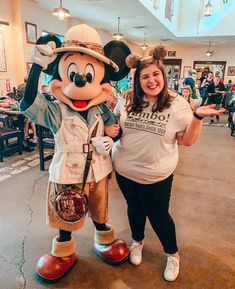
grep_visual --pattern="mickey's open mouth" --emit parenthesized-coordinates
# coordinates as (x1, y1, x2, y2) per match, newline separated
(72, 100, 90, 108)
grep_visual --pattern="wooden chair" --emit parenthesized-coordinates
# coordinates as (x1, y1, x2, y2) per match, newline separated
(0, 127, 23, 162)
(0, 114, 9, 127)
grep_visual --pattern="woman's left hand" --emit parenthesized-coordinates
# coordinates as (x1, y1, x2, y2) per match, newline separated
(196, 104, 226, 118)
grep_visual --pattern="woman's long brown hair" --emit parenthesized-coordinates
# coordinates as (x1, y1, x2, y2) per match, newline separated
(126, 58, 175, 113)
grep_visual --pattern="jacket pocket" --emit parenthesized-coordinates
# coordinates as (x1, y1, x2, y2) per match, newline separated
(66, 154, 86, 180)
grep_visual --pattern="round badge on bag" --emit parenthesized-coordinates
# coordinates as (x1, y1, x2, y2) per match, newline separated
(54, 188, 88, 223)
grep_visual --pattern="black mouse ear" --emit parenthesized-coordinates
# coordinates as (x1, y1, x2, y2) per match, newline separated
(104, 40, 131, 81)
(36, 34, 62, 75)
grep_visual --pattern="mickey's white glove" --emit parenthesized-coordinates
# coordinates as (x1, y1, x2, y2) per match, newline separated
(91, 136, 114, 156)
(31, 42, 57, 70)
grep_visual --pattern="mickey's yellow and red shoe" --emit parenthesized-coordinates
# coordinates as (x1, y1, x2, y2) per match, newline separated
(93, 225, 129, 265)
(35, 235, 76, 282)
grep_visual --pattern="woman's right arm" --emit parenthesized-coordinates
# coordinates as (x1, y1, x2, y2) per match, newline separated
(177, 105, 226, 146)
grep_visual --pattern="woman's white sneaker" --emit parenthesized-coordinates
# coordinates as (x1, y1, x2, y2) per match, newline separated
(129, 242, 144, 265)
(164, 255, 180, 281)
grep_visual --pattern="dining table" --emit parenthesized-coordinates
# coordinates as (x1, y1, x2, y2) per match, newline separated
(0, 107, 34, 151)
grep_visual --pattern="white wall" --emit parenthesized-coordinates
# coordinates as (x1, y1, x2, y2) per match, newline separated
(0, 0, 16, 94)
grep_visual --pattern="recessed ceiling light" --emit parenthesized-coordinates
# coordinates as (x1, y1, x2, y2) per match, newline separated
(161, 38, 172, 42)
(133, 26, 147, 30)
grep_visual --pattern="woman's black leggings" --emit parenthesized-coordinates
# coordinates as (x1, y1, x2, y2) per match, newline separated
(115, 172, 178, 254)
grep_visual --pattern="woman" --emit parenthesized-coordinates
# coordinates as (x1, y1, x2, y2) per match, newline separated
(110, 46, 225, 282)
(182, 85, 195, 111)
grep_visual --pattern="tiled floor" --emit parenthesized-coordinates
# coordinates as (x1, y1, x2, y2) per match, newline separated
(0, 148, 52, 183)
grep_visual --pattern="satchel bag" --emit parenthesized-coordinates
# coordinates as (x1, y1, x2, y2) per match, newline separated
(54, 186, 88, 223)
(54, 123, 98, 223)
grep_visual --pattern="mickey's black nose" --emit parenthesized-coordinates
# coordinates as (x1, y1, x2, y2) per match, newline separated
(73, 73, 87, 87)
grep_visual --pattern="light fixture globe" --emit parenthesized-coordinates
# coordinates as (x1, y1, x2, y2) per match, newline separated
(140, 32, 149, 51)
(204, 0, 213, 16)
(112, 32, 124, 40)
(205, 41, 214, 57)
(113, 17, 124, 40)
(140, 43, 149, 50)
(205, 50, 213, 57)
(52, 0, 71, 20)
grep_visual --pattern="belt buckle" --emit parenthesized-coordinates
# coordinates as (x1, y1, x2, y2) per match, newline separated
(83, 143, 90, 153)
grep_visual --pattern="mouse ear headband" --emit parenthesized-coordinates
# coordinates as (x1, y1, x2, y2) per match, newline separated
(125, 45, 167, 69)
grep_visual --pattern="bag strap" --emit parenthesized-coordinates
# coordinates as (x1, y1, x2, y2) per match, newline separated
(81, 122, 99, 193)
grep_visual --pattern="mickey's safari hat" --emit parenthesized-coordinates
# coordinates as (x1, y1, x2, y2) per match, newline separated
(53, 24, 119, 72)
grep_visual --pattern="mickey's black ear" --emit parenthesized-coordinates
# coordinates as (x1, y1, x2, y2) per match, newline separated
(36, 34, 62, 75)
(104, 40, 131, 81)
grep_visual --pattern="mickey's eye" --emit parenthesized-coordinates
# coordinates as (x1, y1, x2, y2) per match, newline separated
(67, 63, 78, 82)
(85, 64, 95, 83)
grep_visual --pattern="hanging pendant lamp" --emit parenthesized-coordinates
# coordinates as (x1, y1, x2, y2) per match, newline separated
(113, 17, 124, 40)
(204, 0, 213, 16)
(140, 32, 149, 50)
(205, 41, 214, 57)
(52, 0, 71, 20)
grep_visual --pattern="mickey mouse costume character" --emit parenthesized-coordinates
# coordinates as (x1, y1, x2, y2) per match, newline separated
(20, 24, 131, 282)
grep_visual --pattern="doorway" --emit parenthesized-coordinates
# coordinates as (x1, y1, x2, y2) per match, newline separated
(193, 61, 226, 80)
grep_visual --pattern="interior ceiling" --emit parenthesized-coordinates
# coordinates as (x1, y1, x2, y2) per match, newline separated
(34, 0, 235, 47)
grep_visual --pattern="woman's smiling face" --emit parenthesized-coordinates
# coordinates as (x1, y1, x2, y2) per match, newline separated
(139, 64, 164, 99)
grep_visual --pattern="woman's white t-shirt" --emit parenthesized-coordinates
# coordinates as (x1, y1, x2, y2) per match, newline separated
(112, 94, 193, 184)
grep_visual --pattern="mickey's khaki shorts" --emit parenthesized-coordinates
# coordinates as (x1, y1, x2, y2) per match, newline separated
(46, 176, 109, 232)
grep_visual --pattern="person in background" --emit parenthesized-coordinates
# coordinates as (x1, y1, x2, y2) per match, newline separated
(230, 95, 235, 126)
(41, 84, 55, 101)
(24, 119, 38, 143)
(225, 79, 233, 92)
(221, 80, 233, 108)
(106, 82, 120, 111)
(207, 76, 225, 124)
(229, 83, 235, 93)
(173, 79, 179, 92)
(183, 70, 195, 92)
(109, 46, 226, 282)
(177, 78, 184, 95)
(228, 93, 235, 128)
(18, 76, 37, 143)
(17, 76, 28, 100)
(200, 71, 214, 106)
(199, 72, 207, 96)
(182, 85, 195, 111)
(128, 77, 133, 90)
